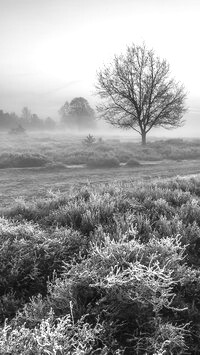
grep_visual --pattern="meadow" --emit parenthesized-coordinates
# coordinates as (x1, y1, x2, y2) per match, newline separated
(2, 132, 200, 167)
(1, 132, 200, 353)
(1, 132, 200, 206)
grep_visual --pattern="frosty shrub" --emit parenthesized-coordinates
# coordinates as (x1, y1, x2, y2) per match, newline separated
(1, 177, 200, 352)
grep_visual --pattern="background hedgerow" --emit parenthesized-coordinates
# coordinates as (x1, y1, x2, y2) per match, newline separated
(2, 177, 200, 352)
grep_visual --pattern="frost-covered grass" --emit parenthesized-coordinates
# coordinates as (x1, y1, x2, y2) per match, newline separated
(1, 177, 200, 353)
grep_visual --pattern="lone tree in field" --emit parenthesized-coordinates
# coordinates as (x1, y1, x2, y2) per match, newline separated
(96, 44, 187, 145)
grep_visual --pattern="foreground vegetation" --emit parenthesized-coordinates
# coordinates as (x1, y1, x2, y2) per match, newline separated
(1, 176, 200, 353)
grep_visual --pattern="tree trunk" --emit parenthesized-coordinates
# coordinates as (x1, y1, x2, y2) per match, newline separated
(141, 131, 147, 145)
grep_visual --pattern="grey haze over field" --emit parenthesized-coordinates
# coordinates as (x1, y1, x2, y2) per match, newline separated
(0, 0, 200, 136)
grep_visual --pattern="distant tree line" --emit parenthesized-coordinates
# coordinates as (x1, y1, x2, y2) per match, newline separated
(0, 107, 56, 131)
(0, 97, 96, 132)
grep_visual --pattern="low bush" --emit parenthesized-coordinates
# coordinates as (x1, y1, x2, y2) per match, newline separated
(0, 218, 88, 322)
(125, 158, 140, 167)
(44, 161, 67, 170)
(0, 152, 50, 168)
(8, 125, 26, 135)
(87, 153, 120, 168)
(61, 150, 93, 165)
(94, 142, 113, 153)
(114, 149, 133, 162)
(2, 177, 200, 352)
(0, 311, 105, 355)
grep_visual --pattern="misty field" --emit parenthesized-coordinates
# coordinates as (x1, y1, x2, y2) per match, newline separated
(1, 132, 200, 206)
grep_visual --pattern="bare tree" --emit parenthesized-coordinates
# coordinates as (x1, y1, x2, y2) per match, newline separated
(96, 44, 187, 145)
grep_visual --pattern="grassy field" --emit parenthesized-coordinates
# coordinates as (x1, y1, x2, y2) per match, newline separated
(1, 132, 200, 207)
(1, 159, 200, 207)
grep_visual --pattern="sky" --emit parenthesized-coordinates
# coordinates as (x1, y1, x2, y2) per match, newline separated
(0, 0, 200, 136)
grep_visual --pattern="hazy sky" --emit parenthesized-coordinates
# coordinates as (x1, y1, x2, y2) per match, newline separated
(0, 0, 200, 136)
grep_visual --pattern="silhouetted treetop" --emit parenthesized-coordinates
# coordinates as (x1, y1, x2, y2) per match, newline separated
(59, 97, 96, 129)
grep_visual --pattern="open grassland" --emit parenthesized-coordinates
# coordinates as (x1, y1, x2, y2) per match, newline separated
(1, 132, 200, 166)
(1, 132, 200, 206)
(1, 159, 200, 207)
(1, 176, 200, 353)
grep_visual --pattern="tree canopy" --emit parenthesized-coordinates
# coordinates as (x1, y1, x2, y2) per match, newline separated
(59, 97, 96, 130)
(96, 44, 187, 144)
